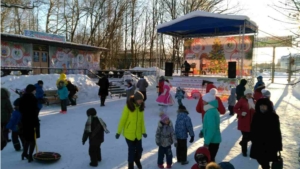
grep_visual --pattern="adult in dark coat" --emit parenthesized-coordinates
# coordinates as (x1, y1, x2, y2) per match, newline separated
(1, 88, 13, 142)
(236, 79, 247, 101)
(182, 61, 191, 76)
(250, 98, 282, 169)
(66, 80, 78, 106)
(19, 84, 40, 163)
(98, 75, 109, 106)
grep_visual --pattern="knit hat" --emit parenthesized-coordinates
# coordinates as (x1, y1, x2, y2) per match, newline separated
(218, 162, 235, 169)
(159, 112, 169, 123)
(261, 89, 271, 97)
(244, 89, 253, 95)
(25, 84, 36, 93)
(209, 88, 218, 96)
(202, 93, 216, 103)
(38, 80, 44, 85)
(13, 98, 20, 107)
(87, 108, 97, 116)
(134, 91, 144, 101)
(176, 87, 182, 91)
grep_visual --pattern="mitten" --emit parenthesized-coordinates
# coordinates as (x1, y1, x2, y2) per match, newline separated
(82, 141, 85, 145)
(199, 131, 203, 138)
(241, 112, 247, 116)
(115, 133, 120, 139)
(189, 136, 194, 143)
(143, 133, 147, 138)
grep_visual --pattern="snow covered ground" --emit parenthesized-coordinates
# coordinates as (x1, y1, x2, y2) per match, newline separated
(1, 75, 300, 169)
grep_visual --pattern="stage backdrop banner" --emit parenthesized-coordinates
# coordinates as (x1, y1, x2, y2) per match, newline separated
(1, 41, 32, 67)
(184, 36, 254, 76)
(49, 46, 99, 74)
(168, 77, 238, 102)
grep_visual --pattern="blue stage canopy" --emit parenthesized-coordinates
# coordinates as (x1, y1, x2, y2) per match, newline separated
(157, 11, 258, 38)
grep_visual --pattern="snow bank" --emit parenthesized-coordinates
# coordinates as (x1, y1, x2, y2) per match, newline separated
(293, 78, 300, 99)
(1, 74, 99, 103)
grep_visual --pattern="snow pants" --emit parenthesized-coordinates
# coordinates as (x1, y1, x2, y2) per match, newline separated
(89, 143, 102, 165)
(60, 99, 67, 111)
(176, 139, 187, 162)
(158, 146, 173, 165)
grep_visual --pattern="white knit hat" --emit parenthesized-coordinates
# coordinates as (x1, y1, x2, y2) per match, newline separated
(209, 88, 218, 96)
(244, 89, 253, 95)
(202, 93, 216, 103)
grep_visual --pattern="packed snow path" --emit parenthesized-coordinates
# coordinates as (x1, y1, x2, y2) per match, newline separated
(1, 85, 300, 169)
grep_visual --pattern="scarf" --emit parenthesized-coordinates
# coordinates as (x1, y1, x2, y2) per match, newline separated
(247, 98, 255, 110)
(203, 104, 214, 112)
(85, 115, 110, 134)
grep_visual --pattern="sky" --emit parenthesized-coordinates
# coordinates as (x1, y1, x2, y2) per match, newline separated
(234, 0, 299, 63)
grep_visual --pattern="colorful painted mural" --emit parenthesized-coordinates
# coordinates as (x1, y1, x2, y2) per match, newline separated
(49, 46, 100, 74)
(1, 41, 32, 67)
(184, 36, 254, 76)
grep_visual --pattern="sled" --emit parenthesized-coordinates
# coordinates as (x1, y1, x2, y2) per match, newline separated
(32, 128, 61, 163)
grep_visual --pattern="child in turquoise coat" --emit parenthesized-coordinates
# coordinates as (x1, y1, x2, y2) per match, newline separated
(57, 81, 69, 114)
(200, 92, 222, 162)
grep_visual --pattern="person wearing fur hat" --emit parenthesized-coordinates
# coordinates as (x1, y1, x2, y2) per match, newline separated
(116, 91, 147, 169)
(250, 98, 282, 169)
(175, 105, 194, 165)
(175, 87, 185, 106)
(82, 108, 109, 167)
(233, 88, 255, 157)
(156, 80, 174, 113)
(191, 146, 211, 169)
(19, 84, 40, 163)
(6, 98, 25, 151)
(57, 81, 69, 114)
(205, 162, 221, 169)
(200, 93, 221, 162)
(1, 88, 13, 142)
(156, 112, 176, 168)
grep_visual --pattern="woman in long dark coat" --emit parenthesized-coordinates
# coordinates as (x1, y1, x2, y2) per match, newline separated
(97, 75, 109, 107)
(19, 84, 40, 162)
(250, 98, 282, 169)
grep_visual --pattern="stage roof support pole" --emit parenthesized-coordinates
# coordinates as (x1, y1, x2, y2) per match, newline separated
(241, 23, 245, 78)
(239, 25, 242, 78)
(271, 46, 276, 83)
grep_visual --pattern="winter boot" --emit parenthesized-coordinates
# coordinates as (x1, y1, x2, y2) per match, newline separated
(22, 142, 29, 160)
(166, 164, 172, 168)
(28, 142, 35, 163)
(158, 164, 164, 169)
(239, 141, 247, 157)
(89, 162, 98, 167)
(128, 162, 134, 169)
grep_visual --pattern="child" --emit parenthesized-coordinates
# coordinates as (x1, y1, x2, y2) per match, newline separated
(175, 105, 194, 165)
(82, 108, 109, 167)
(205, 162, 221, 169)
(191, 146, 211, 169)
(156, 80, 174, 113)
(218, 162, 235, 169)
(6, 98, 24, 151)
(57, 81, 69, 114)
(227, 88, 236, 116)
(175, 87, 185, 106)
(125, 82, 136, 100)
(156, 112, 177, 169)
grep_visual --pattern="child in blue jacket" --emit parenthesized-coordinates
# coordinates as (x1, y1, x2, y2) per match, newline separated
(34, 80, 44, 115)
(6, 98, 24, 151)
(57, 81, 69, 114)
(175, 87, 185, 106)
(175, 105, 194, 165)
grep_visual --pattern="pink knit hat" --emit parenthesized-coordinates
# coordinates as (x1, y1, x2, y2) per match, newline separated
(160, 112, 169, 122)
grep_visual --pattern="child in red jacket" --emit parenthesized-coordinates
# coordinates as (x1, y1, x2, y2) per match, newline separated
(191, 147, 211, 169)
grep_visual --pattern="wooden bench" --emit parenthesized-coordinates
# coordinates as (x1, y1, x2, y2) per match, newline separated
(108, 86, 126, 98)
(44, 90, 78, 105)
